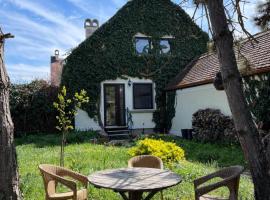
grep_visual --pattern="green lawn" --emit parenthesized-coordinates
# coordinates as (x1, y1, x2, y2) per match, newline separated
(16, 132, 254, 200)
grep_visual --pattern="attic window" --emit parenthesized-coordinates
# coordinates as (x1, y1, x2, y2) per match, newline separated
(159, 39, 171, 54)
(135, 37, 151, 54)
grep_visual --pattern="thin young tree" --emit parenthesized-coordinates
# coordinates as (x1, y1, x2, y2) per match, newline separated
(184, 0, 270, 198)
(0, 28, 22, 199)
(53, 86, 89, 167)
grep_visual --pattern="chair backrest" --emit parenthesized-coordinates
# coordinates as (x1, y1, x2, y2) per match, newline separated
(217, 165, 244, 180)
(128, 155, 164, 169)
(39, 164, 61, 197)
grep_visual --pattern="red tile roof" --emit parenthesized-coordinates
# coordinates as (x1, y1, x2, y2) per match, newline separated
(166, 30, 270, 90)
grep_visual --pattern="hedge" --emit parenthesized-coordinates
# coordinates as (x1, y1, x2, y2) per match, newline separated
(10, 80, 58, 136)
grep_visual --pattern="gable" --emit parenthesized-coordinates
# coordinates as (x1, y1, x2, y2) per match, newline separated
(61, 0, 208, 130)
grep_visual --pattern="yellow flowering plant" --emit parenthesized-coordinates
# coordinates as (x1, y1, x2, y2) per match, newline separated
(128, 138, 185, 166)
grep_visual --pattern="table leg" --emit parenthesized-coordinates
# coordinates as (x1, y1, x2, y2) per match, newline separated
(129, 191, 143, 200)
(144, 190, 159, 200)
(119, 192, 129, 200)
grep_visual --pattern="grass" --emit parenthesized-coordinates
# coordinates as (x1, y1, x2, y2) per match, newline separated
(16, 132, 254, 200)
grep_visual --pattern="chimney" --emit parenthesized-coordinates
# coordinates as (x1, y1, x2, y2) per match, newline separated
(50, 49, 63, 87)
(84, 19, 99, 39)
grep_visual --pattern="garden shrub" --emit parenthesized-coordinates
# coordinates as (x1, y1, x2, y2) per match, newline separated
(244, 73, 270, 132)
(128, 138, 185, 165)
(10, 80, 59, 136)
(192, 109, 238, 143)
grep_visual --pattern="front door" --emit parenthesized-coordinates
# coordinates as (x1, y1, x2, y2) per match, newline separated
(104, 84, 126, 127)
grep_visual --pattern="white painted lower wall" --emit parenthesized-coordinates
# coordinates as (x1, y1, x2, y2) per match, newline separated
(170, 84, 231, 136)
(75, 76, 156, 131)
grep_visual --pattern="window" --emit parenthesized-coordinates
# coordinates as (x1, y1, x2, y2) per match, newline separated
(135, 37, 151, 54)
(133, 83, 153, 109)
(134, 35, 173, 55)
(159, 39, 171, 54)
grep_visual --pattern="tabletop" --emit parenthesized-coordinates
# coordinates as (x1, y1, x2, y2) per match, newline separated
(88, 167, 182, 192)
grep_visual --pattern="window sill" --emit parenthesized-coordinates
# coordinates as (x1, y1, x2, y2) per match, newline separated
(129, 109, 156, 113)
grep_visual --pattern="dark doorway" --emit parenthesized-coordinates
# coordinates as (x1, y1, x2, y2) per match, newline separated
(104, 84, 126, 127)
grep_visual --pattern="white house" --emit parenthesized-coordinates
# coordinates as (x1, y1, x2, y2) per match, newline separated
(75, 76, 156, 132)
(50, 0, 209, 137)
(166, 30, 270, 136)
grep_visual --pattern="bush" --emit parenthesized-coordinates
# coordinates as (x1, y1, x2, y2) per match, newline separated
(128, 138, 185, 165)
(244, 73, 270, 131)
(192, 109, 238, 143)
(10, 80, 59, 136)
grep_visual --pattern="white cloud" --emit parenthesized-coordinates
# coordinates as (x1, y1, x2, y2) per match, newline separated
(111, 0, 126, 8)
(0, 0, 86, 83)
(8, 0, 83, 42)
(67, 0, 118, 23)
(7, 63, 50, 83)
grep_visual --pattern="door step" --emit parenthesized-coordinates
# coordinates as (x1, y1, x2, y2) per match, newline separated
(106, 128, 131, 140)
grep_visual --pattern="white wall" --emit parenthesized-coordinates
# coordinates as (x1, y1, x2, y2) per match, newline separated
(75, 76, 156, 131)
(170, 84, 231, 136)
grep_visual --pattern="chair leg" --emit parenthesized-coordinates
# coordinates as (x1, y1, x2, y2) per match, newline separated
(229, 189, 237, 200)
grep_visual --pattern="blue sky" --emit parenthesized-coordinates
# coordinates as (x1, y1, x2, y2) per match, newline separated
(0, 0, 263, 83)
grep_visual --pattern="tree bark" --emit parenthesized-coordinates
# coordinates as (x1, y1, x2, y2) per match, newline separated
(206, 1, 270, 199)
(0, 30, 21, 199)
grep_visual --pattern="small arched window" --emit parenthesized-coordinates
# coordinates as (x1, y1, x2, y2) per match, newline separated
(135, 37, 151, 54)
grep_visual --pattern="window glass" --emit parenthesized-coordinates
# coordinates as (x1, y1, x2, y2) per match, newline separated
(133, 83, 153, 109)
(135, 38, 150, 54)
(160, 39, 171, 54)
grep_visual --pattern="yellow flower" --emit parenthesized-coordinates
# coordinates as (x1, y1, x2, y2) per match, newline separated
(128, 138, 185, 165)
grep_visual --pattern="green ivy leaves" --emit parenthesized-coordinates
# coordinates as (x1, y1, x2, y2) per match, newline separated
(61, 0, 208, 131)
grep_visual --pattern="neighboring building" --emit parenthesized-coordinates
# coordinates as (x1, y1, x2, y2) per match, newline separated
(166, 30, 270, 136)
(59, 0, 208, 136)
(50, 50, 64, 86)
(50, 19, 99, 86)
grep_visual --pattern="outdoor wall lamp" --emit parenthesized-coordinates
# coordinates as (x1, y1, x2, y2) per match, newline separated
(128, 79, 132, 87)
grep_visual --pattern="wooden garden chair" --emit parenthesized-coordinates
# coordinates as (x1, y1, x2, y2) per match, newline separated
(128, 155, 164, 200)
(39, 164, 88, 200)
(194, 165, 244, 200)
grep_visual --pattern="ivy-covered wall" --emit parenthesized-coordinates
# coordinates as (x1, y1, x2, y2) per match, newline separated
(61, 0, 208, 131)
(244, 73, 270, 130)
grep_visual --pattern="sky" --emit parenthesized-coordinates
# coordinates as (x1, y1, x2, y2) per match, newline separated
(0, 0, 264, 83)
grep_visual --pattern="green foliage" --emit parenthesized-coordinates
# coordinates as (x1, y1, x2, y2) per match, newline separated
(53, 86, 89, 132)
(61, 0, 208, 131)
(16, 133, 253, 200)
(148, 134, 247, 167)
(244, 73, 270, 126)
(53, 86, 89, 166)
(128, 138, 185, 165)
(10, 80, 58, 136)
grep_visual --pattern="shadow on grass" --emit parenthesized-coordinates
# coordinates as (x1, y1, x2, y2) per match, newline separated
(15, 131, 99, 148)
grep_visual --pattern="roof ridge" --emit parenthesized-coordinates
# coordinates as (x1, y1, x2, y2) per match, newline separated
(238, 29, 270, 44)
(166, 30, 270, 90)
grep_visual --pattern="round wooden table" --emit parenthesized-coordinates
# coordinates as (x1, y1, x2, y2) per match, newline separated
(88, 167, 182, 200)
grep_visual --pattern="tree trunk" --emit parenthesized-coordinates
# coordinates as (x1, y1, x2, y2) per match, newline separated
(206, 1, 270, 199)
(60, 131, 66, 167)
(0, 30, 21, 199)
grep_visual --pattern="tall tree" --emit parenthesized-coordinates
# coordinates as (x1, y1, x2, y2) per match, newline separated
(204, 0, 270, 199)
(255, 0, 270, 29)
(0, 28, 21, 199)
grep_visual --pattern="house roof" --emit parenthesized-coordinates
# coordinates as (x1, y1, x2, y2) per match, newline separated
(166, 30, 270, 90)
